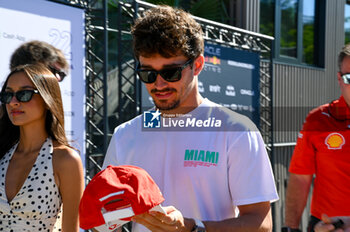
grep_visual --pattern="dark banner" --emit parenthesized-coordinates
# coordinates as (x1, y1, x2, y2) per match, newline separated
(141, 43, 260, 126)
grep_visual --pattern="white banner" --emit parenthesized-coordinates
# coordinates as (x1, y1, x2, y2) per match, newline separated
(0, 0, 86, 166)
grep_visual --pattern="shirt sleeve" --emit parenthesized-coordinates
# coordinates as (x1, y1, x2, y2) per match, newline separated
(102, 130, 119, 169)
(227, 130, 279, 206)
(289, 119, 316, 174)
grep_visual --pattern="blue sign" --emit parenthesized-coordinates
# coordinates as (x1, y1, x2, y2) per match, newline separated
(141, 43, 261, 127)
(200, 43, 260, 127)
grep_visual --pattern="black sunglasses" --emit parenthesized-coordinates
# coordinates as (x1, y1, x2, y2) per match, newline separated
(341, 73, 350, 84)
(0, 89, 40, 104)
(49, 66, 67, 82)
(136, 59, 193, 84)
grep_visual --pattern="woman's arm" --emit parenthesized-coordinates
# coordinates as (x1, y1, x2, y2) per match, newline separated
(54, 145, 84, 232)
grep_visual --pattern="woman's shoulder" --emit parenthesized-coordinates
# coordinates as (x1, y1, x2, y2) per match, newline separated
(52, 141, 82, 171)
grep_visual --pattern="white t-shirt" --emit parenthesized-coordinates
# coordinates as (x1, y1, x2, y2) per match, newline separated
(102, 99, 278, 232)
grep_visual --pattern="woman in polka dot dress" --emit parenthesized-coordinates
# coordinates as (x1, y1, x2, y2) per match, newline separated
(0, 64, 84, 231)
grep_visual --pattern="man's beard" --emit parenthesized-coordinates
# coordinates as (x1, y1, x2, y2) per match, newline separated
(154, 99, 180, 111)
(151, 88, 179, 111)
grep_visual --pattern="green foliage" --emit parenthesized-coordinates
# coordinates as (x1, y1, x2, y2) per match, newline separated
(346, 31, 350, 45)
(260, 0, 275, 36)
(145, 0, 178, 5)
(189, 0, 229, 22)
(302, 24, 314, 64)
(345, 16, 350, 44)
(143, 0, 229, 23)
(279, 0, 298, 57)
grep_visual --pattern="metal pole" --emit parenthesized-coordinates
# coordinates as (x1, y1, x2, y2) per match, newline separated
(269, 38, 276, 232)
(103, 0, 109, 153)
(133, 0, 142, 114)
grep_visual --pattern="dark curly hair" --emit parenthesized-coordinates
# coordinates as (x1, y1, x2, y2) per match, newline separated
(131, 5, 204, 60)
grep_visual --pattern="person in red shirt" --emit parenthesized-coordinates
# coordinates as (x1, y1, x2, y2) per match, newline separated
(283, 44, 350, 232)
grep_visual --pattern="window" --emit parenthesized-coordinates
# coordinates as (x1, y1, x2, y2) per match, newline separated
(280, 0, 298, 58)
(260, 0, 275, 37)
(345, 3, 350, 44)
(302, 1, 316, 64)
(260, 0, 325, 66)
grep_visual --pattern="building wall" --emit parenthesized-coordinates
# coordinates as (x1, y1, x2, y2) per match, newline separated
(243, 0, 260, 32)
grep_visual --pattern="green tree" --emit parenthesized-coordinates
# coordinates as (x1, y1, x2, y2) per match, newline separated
(144, 0, 230, 23)
(302, 24, 314, 64)
(260, 0, 275, 36)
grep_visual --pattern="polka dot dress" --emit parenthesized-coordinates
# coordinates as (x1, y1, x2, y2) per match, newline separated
(0, 138, 62, 231)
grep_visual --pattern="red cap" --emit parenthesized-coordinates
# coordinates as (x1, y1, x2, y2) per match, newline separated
(79, 165, 164, 230)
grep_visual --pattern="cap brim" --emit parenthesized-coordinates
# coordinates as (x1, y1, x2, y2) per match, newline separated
(103, 206, 134, 223)
(149, 204, 166, 214)
(95, 204, 166, 232)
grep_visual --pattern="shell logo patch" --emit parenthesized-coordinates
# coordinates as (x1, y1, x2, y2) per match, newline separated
(325, 132, 345, 149)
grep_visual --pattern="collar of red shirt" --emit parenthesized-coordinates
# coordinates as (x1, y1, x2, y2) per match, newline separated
(329, 96, 350, 120)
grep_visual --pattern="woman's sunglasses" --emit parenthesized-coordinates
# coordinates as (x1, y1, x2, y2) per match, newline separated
(136, 59, 193, 84)
(0, 89, 40, 104)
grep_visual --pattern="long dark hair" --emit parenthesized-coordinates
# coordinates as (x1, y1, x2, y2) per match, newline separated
(0, 64, 70, 159)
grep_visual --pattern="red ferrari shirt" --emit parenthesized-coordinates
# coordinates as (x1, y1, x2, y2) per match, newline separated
(289, 96, 350, 219)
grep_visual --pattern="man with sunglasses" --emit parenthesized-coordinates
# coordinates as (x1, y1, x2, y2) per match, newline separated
(102, 5, 278, 232)
(283, 44, 350, 232)
(9, 40, 68, 82)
